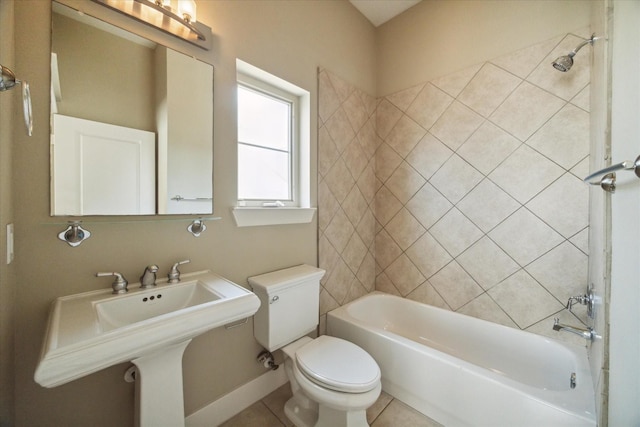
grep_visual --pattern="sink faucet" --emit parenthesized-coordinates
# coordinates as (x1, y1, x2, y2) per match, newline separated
(140, 265, 159, 289)
(96, 272, 129, 294)
(552, 318, 597, 341)
(168, 259, 190, 284)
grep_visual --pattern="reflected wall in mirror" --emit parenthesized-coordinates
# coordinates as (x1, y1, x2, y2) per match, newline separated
(50, 2, 213, 216)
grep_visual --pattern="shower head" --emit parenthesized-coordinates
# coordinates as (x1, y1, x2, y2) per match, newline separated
(552, 53, 575, 72)
(551, 34, 601, 72)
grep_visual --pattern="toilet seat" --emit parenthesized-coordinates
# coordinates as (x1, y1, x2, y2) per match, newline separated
(295, 335, 380, 393)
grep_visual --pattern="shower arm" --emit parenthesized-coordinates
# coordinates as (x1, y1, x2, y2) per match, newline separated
(570, 35, 600, 57)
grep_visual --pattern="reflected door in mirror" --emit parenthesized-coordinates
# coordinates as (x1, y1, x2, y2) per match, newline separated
(52, 114, 155, 215)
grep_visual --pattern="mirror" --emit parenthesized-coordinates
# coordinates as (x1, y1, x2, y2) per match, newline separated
(50, 2, 213, 216)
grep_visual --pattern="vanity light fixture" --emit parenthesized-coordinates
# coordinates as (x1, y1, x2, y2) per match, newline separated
(91, 0, 212, 50)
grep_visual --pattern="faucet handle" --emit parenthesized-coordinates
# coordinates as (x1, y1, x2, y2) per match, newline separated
(566, 294, 589, 311)
(96, 272, 129, 294)
(168, 259, 190, 283)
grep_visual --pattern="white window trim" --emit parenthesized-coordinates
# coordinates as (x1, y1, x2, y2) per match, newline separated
(237, 77, 297, 206)
(233, 59, 314, 227)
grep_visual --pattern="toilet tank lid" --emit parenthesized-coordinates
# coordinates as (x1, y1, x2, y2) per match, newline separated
(248, 264, 325, 292)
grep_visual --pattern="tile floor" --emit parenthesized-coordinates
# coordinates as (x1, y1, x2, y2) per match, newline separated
(220, 384, 442, 427)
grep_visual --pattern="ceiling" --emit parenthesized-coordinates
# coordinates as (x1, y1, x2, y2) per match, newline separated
(349, 0, 421, 27)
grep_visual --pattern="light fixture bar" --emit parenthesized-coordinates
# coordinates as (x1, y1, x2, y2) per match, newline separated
(91, 0, 212, 50)
(135, 0, 205, 40)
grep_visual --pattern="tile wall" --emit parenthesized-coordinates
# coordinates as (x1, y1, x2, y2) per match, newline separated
(318, 30, 592, 345)
(318, 69, 379, 330)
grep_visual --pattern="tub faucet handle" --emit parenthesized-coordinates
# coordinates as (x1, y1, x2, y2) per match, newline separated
(566, 294, 588, 310)
(168, 259, 190, 283)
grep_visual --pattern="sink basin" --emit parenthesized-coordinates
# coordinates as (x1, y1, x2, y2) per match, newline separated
(95, 280, 221, 332)
(35, 270, 261, 388)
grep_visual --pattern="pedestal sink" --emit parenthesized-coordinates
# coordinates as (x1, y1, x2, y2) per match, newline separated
(34, 270, 261, 427)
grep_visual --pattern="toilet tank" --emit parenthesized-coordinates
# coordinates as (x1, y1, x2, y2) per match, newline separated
(249, 264, 325, 352)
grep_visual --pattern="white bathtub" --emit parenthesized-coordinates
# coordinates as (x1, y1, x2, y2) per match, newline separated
(326, 293, 596, 427)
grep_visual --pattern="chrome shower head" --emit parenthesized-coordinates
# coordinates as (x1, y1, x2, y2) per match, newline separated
(552, 53, 575, 72)
(551, 35, 600, 72)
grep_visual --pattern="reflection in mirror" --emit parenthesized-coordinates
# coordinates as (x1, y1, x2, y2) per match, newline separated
(50, 2, 213, 216)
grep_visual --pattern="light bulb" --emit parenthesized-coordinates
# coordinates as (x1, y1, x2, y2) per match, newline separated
(178, 0, 196, 23)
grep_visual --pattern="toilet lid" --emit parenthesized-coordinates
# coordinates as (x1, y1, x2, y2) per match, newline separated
(295, 335, 380, 393)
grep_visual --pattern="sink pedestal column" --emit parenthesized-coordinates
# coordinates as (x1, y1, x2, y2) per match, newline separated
(132, 339, 192, 427)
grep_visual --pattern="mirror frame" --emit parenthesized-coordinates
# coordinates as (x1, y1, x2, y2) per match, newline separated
(50, 0, 215, 218)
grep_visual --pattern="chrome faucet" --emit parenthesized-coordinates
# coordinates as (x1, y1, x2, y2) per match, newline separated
(553, 318, 597, 341)
(566, 294, 589, 310)
(96, 271, 129, 294)
(168, 259, 190, 284)
(140, 264, 159, 289)
(566, 290, 596, 319)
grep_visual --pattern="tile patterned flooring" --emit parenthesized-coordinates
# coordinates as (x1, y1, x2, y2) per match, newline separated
(220, 385, 442, 427)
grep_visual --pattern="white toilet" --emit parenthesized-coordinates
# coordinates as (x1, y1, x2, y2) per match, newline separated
(250, 264, 381, 427)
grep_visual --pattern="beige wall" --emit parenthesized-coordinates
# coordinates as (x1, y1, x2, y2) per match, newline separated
(377, 0, 592, 96)
(12, 1, 374, 426)
(0, 1, 16, 425)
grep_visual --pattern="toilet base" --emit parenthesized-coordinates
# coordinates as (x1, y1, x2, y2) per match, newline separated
(284, 396, 370, 427)
(284, 396, 317, 427)
(316, 404, 369, 427)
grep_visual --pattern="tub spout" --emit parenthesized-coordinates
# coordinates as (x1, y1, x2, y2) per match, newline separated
(553, 318, 597, 341)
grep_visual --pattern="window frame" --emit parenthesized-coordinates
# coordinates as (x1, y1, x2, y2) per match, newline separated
(237, 75, 299, 206)
(232, 59, 315, 227)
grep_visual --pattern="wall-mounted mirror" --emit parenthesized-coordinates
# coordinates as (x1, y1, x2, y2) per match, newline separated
(50, 2, 213, 216)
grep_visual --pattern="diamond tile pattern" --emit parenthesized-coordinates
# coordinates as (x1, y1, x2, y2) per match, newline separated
(489, 144, 564, 204)
(489, 208, 564, 266)
(318, 29, 590, 346)
(318, 69, 377, 311)
(526, 103, 590, 169)
(458, 63, 522, 118)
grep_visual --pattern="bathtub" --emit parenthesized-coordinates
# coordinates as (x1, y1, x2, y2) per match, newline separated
(326, 293, 596, 427)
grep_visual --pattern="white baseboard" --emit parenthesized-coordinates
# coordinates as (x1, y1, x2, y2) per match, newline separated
(185, 368, 288, 426)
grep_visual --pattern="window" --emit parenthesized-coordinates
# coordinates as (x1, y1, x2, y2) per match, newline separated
(233, 60, 314, 227)
(237, 81, 296, 204)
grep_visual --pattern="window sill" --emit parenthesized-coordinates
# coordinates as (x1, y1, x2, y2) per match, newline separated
(231, 207, 316, 227)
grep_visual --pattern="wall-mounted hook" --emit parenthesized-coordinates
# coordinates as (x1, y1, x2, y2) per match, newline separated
(0, 64, 33, 136)
(58, 221, 91, 247)
(187, 219, 206, 237)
